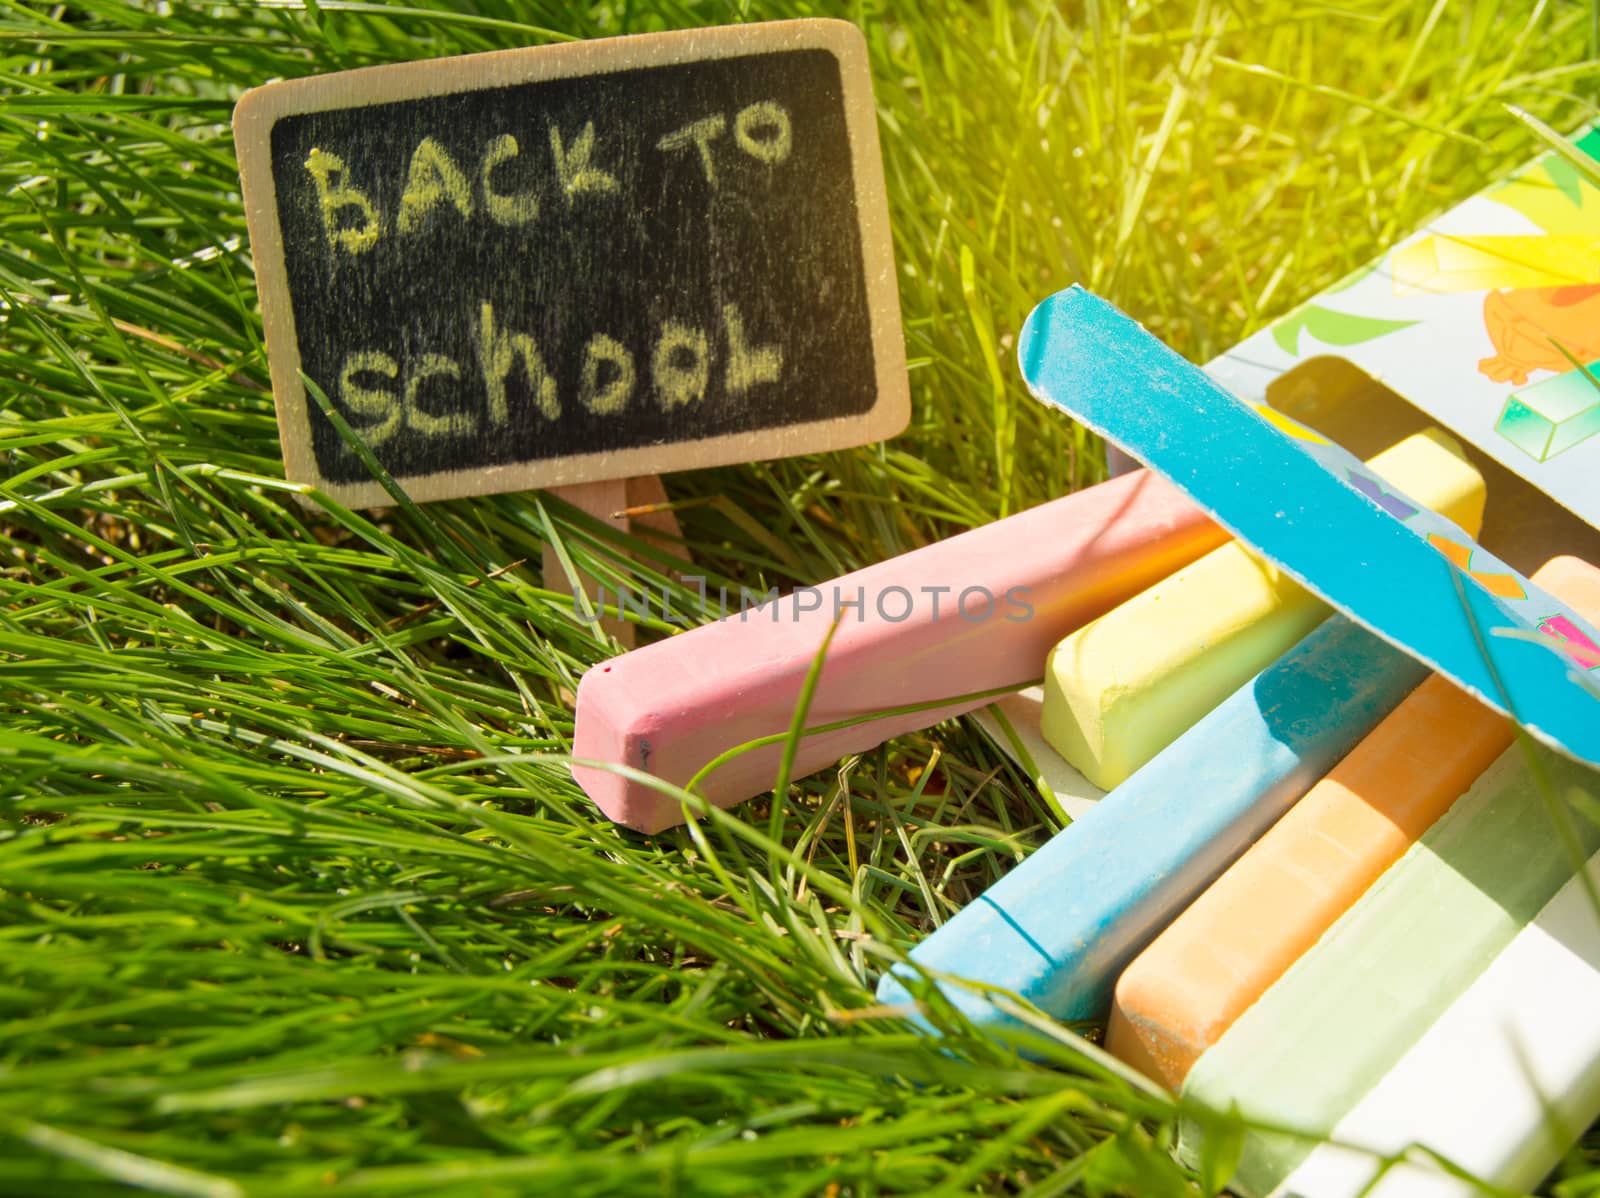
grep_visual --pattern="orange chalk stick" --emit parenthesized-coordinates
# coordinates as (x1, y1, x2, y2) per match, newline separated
(1106, 554, 1600, 1091)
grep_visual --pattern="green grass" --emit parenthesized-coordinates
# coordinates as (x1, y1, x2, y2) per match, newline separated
(3, 1, 1600, 1194)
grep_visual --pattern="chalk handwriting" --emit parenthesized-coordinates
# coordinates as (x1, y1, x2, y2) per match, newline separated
(397, 136, 475, 234)
(580, 333, 635, 415)
(653, 320, 711, 410)
(657, 102, 792, 187)
(404, 354, 469, 438)
(305, 147, 382, 255)
(336, 300, 782, 447)
(733, 101, 791, 164)
(309, 102, 789, 256)
(722, 303, 782, 394)
(657, 115, 727, 187)
(340, 351, 402, 444)
(301, 87, 809, 469)
(549, 121, 619, 203)
(480, 134, 539, 226)
(477, 301, 559, 424)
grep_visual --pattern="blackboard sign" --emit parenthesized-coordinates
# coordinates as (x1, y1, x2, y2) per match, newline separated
(234, 20, 908, 508)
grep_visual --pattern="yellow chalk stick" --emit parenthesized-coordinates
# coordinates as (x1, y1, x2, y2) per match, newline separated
(1040, 429, 1485, 790)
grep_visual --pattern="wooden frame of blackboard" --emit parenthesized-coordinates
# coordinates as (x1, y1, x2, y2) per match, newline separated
(234, 19, 909, 510)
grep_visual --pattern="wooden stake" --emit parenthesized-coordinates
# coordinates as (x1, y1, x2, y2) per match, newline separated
(544, 475, 690, 649)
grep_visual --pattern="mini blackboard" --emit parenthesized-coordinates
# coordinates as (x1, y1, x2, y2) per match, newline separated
(234, 20, 908, 508)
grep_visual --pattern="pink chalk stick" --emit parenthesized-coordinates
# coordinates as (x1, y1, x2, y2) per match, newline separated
(571, 469, 1224, 832)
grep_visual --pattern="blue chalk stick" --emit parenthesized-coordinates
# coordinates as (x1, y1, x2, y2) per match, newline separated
(877, 616, 1426, 1029)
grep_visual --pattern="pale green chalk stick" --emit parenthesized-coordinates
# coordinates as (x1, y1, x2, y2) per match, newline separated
(1177, 743, 1600, 1197)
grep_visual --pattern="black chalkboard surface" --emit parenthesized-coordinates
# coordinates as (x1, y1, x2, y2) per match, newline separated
(234, 20, 907, 508)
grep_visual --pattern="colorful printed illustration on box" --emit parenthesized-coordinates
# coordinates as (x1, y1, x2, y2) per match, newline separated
(1207, 128, 1600, 529)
